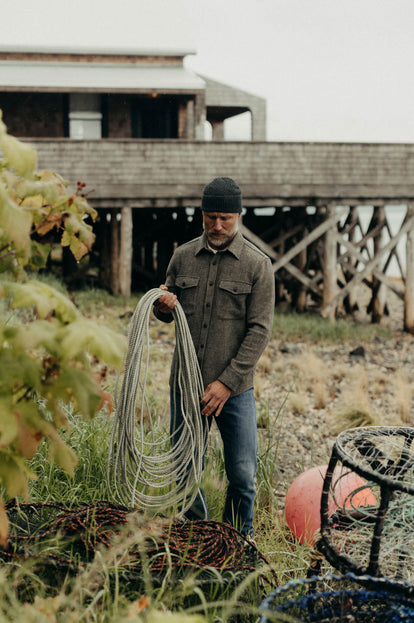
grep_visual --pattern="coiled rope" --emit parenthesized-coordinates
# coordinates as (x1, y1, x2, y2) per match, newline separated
(107, 288, 208, 515)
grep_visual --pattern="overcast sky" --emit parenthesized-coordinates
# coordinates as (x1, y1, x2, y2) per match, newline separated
(184, 0, 414, 142)
(2, 0, 414, 142)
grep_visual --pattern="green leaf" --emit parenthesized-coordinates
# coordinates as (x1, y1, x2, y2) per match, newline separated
(17, 177, 63, 205)
(0, 401, 18, 448)
(4, 319, 60, 356)
(59, 318, 125, 366)
(0, 499, 9, 546)
(0, 181, 33, 256)
(61, 213, 95, 261)
(0, 114, 37, 177)
(0, 451, 32, 498)
(5, 280, 79, 323)
(48, 438, 77, 476)
(73, 195, 97, 220)
(0, 349, 42, 392)
(52, 366, 101, 418)
(28, 240, 50, 270)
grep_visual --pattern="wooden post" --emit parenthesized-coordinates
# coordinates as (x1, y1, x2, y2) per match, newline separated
(119, 206, 133, 297)
(322, 204, 338, 320)
(344, 206, 359, 312)
(371, 205, 386, 323)
(211, 120, 224, 140)
(294, 213, 307, 312)
(110, 209, 120, 295)
(404, 202, 414, 334)
(98, 210, 111, 290)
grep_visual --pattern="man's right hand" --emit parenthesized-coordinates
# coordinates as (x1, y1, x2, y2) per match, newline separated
(156, 284, 178, 314)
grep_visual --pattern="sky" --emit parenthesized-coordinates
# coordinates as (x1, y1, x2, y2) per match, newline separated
(2, 0, 414, 143)
(184, 0, 414, 142)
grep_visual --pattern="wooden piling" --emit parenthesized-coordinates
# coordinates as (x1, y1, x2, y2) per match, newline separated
(110, 209, 120, 295)
(322, 204, 338, 320)
(119, 206, 133, 297)
(404, 203, 414, 333)
(371, 206, 387, 323)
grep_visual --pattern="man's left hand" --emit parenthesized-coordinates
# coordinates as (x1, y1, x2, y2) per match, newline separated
(201, 381, 231, 417)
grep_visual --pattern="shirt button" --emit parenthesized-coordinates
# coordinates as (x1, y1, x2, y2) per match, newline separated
(212, 260, 217, 265)
(206, 303, 210, 308)
(200, 344, 204, 349)
(209, 281, 213, 286)
(233, 287, 238, 292)
(203, 323, 207, 328)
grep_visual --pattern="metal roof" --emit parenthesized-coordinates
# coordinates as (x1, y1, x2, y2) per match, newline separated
(0, 61, 205, 92)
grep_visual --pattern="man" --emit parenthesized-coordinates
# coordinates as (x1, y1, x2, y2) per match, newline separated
(154, 176, 275, 536)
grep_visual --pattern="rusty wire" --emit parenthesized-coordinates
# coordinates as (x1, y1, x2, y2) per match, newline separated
(1, 501, 278, 588)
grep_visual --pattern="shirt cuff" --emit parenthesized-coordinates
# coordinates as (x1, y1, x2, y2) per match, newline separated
(153, 306, 174, 323)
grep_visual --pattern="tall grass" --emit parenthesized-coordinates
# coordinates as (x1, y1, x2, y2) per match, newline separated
(2, 387, 310, 622)
(3, 282, 398, 621)
(4, 403, 306, 623)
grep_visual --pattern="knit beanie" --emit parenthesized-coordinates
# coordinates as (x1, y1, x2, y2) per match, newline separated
(201, 177, 242, 213)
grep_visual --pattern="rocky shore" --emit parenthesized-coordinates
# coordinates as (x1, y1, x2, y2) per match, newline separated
(257, 288, 414, 508)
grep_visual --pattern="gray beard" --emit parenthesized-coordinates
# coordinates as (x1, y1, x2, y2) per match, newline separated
(204, 224, 239, 250)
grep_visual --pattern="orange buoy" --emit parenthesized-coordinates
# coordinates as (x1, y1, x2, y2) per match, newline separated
(284, 464, 376, 545)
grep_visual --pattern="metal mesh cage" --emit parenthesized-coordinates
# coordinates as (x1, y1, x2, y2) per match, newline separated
(317, 426, 414, 583)
(259, 573, 414, 623)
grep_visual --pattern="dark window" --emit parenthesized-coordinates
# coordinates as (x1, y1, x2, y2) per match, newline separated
(131, 96, 178, 138)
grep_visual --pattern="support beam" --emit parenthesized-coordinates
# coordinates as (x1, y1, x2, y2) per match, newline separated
(322, 213, 414, 317)
(271, 208, 346, 274)
(119, 206, 133, 297)
(371, 206, 386, 323)
(110, 209, 120, 295)
(336, 236, 404, 299)
(322, 204, 338, 320)
(342, 206, 358, 312)
(405, 203, 414, 333)
(211, 120, 224, 140)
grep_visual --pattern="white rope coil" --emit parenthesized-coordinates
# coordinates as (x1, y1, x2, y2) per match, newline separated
(107, 288, 208, 515)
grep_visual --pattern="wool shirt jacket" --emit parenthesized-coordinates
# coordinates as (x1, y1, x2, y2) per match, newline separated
(155, 231, 275, 397)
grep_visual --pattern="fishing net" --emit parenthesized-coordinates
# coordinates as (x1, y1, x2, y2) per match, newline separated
(1, 500, 278, 590)
(259, 572, 414, 623)
(316, 426, 414, 583)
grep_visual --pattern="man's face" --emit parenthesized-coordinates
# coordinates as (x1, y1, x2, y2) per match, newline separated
(203, 212, 241, 250)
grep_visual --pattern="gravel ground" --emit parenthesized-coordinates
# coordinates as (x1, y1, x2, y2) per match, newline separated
(147, 286, 414, 511)
(256, 288, 414, 509)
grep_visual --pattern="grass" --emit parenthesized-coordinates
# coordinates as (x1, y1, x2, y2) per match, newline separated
(10, 404, 301, 622)
(1, 280, 410, 621)
(273, 310, 393, 342)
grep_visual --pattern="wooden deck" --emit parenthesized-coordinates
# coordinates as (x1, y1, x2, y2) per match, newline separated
(27, 139, 414, 332)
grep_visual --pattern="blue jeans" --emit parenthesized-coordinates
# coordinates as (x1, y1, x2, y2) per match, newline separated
(170, 388, 258, 536)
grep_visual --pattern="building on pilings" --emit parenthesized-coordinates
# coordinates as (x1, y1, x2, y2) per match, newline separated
(0, 24, 413, 332)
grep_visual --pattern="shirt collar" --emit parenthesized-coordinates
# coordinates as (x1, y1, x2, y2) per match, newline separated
(195, 230, 243, 259)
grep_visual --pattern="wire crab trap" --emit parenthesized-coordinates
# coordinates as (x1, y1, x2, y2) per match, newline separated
(1, 500, 278, 595)
(315, 426, 414, 584)
(259, 572, 414, 623)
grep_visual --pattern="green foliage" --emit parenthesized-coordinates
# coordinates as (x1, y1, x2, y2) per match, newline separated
(0, 110, 126, 543)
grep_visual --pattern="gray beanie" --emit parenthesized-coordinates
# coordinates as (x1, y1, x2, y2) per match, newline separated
(201, 177, 242, 213)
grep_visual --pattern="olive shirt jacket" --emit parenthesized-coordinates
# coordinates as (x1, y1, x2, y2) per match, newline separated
(155, 230, 275, 397)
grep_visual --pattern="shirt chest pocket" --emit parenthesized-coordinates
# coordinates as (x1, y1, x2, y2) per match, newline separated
(217, 280, 252, 319)
(176, 275, 199, 315)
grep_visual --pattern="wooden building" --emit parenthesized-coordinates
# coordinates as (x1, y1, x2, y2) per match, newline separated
(0, 20, 413, 332)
